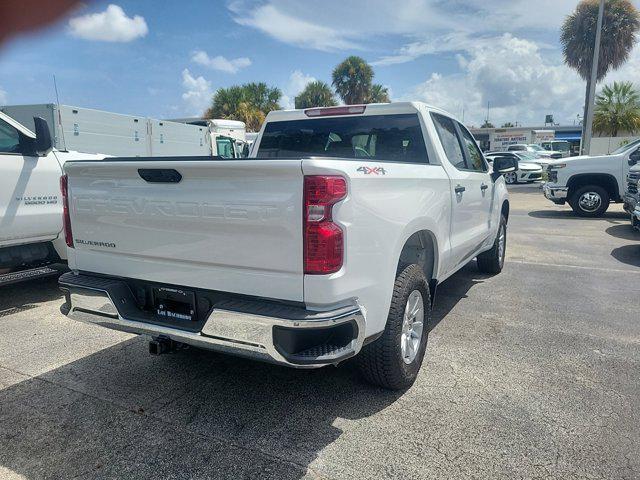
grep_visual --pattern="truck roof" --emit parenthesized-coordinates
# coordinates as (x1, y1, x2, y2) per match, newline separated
(263, 102, 455, 123)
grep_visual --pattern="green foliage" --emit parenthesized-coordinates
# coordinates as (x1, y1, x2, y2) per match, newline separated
(593, 81, 640, 136)
(561, 0, 640, 81)
(206, 82, 281, 131)
(481, 120, 495, 128)
(295, 81, 337, 109)
(332, 56, 374, 105)
(368, 84, 390, 103)
(501, 122, 515, 128)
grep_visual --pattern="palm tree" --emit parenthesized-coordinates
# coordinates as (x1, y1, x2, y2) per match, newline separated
(206, 82, 281, 131)
(242, 82, 281, 114)
(295, 81, 337, 109)
(332, 56, 373, 105)
(561, 0, 640, 144)
(593, 81, 640, 136)
(368, 84, 390, 103)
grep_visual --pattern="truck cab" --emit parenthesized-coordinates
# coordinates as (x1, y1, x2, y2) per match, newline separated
(544, 138, 640, 217)
(0, 111, 104, 284)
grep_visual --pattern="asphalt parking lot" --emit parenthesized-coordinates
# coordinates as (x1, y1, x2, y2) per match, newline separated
(0, 185, 639, 480)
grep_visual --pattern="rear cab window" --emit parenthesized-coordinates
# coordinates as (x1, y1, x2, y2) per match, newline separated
(256, 113, 429, 164)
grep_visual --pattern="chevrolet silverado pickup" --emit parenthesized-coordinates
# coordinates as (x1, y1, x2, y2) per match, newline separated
(58, 102, 514, 390)
(0, 111, 104, 285)
(543, 138, 640, 217)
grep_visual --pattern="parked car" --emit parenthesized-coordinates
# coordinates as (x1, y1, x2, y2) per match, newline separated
(543, 138, 640, 217)
(540, 140, 571, 158)
(485, 152, 543, 184)
(507, 144, 564, 160)
(0, 111, 105, 286)
(58, 102, 515, 390)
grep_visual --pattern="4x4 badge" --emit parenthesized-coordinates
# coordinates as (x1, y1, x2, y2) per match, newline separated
(357, 166, 387, 175)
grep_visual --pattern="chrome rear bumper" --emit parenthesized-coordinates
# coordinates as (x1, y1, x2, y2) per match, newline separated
(59, 272, 365, 368)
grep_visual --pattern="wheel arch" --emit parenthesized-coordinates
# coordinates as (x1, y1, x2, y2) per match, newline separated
(397, 230, 438, 303)
(567, 173, 620, 200)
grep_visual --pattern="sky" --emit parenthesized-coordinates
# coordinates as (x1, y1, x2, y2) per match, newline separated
(1, 0, 640, 127)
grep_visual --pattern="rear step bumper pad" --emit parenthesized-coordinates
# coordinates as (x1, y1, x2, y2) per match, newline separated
(0, 266, 60, 287)
(59, 272, 365, 368)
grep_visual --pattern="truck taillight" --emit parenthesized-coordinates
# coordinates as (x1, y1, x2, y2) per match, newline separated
(60, 175, 73, 248)
(303, 176, 347, 274)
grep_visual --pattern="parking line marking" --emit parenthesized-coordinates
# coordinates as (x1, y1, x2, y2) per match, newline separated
(508, 259, 640, 274)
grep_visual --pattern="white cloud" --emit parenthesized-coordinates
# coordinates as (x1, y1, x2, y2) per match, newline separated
(232, 4, 360, 51)
(0, 87, 7, 105)
(403, 34, 585, 127)
(280, 70, 317, 109)
(68, 4, 148, 42)
(181, 69, 213, 115)
(191, 51, 252, 74)
(229, 1, 578, 53)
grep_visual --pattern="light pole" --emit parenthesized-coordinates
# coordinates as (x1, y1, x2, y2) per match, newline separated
(582, 0, 605, 155)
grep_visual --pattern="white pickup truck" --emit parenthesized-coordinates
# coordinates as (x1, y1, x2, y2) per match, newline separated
(0, 111, 104, 285)
(58, 102, 514, 389)
(543, 139, 640, 217)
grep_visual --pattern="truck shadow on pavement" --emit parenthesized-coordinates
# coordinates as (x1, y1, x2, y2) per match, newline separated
(0, 276, 62, 316)
(528, 210, 629, 221)
(610, 244, 640, 268)
(0, 267, 481, 479)
(605, 224, 640, 241)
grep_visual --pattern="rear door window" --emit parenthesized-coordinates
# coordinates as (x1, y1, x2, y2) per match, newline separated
(431, 113, 466, 170)
(256, 113, 428, 164)
(457, 124, 487, 172)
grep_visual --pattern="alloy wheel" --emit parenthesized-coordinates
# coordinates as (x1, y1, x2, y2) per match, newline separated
(401, 290, 425, 364)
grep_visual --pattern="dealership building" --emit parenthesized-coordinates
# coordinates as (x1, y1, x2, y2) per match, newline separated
(469, 125, 583, 153)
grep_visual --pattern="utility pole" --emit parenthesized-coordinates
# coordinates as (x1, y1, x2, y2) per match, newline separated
(582, 0, 605, 155)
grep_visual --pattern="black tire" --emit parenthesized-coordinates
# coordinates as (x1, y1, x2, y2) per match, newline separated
(477, 215, 507, 274)
(357, 264, 431, 390)
(568, 185, 610, 217)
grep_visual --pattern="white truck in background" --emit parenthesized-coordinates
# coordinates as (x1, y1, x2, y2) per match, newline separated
(0, 111, 105, 285)
(489, 129, 555, 152)
(58, 102, 515, 389)
(1, 104, 248, 159)
(168, 117, 249, 158)
(544, 138, 640, 217)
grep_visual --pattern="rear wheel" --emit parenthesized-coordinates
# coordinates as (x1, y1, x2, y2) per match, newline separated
(477, 215, 507, 274)
(357, 264, 431, 390)
(569, 185, 609, 217)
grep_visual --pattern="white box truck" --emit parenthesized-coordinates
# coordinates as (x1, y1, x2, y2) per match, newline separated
(489, 129, 555, 151)
(168, 117, 249, 158)
(0, 104, 247, 158)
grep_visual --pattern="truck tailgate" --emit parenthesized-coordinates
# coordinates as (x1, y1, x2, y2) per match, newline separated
(64, 159, 304, 301)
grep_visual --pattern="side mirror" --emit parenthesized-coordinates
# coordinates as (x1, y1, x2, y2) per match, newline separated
(628, 149, 640, 166)
(34, 116, 53, 155)
(491, 156, 518, 181)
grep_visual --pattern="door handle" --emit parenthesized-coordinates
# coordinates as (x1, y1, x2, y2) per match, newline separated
(481, 183, 489, 191)
(455, 185, 466, 194)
